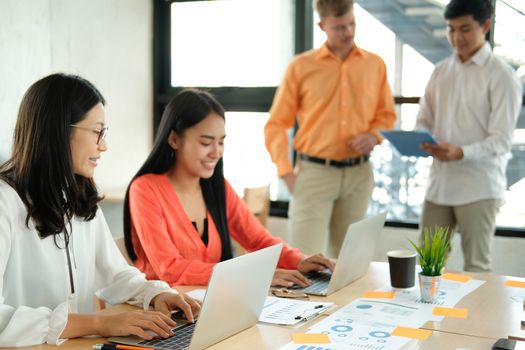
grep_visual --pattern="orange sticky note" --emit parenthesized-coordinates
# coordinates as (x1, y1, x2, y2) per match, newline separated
(363, 291, 395, 299)
(391, 326, 432, 340)
(442, 273, 472, 283)
(505, 280, 525, 289)
(292, 333, 330, 344)
(432, 306, 468, 318)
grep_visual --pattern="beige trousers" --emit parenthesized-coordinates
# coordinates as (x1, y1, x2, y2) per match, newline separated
(288, 160, 374, 258)
(421, 199, 501, 272)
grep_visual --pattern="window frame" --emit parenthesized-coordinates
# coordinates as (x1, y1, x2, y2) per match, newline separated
(153, 0, 310, 127)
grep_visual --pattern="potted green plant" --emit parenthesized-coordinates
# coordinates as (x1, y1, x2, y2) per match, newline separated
(409, 226, 451, 302)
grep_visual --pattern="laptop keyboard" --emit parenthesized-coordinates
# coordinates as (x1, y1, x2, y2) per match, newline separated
(290, 270, 332, 294)
(138, 322, 196, 350)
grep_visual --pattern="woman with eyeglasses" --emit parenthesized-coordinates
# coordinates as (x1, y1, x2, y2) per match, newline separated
(0, 74, 200, 347)
(123, 89, 335, 287)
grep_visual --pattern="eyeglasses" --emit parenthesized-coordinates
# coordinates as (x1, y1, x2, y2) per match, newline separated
(70, 124, 109, 145)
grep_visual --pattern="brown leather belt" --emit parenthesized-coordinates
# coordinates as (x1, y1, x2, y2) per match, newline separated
(299, 154, 370, 168)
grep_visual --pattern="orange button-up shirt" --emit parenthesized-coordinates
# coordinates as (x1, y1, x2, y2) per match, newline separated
(265, 43, 396, 176)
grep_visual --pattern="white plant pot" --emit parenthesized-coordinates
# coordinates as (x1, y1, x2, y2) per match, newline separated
(418, 273, 441, 303)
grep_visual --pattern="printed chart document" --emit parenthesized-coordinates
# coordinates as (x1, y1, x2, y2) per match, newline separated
(260, 297, 333, 325)
(279, 298, 428, 350)
(278, 275, 485, 350)
(380, 130, 437, 157)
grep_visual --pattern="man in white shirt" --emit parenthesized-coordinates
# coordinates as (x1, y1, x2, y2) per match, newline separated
(415, 0, 522, 272)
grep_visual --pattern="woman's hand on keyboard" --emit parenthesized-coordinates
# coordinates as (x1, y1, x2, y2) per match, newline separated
(151, 292, 201, 323)
(92, 310, 176, 340)
(272, 269, 311, 288)
(297, 254, 336, 273)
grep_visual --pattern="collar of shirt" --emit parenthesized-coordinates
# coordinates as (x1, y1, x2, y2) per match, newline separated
(454, 41, 491, 67)
(315, 42, 364, 61)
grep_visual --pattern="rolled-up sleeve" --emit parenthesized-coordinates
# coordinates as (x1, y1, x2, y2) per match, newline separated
(0, 301, 69, 346)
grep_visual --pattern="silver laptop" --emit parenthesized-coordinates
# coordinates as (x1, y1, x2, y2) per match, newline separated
(109, 243, 283, 350)
(291, 212, 387, 296)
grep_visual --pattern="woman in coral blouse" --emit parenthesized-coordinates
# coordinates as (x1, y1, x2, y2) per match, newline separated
(123, 89, 334, 286)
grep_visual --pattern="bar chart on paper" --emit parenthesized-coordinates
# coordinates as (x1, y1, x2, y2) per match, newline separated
(281, 341, 386, 350)
(291, 346, 335, 350)
(287, 345, 387, 350)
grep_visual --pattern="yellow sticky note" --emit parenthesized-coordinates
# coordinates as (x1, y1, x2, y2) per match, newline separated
(391, 326, 432, 340)
(363, 291, 395, 299)
(292, 333, 331, 344)
(432, 306, 468, 318)
(505, 280, 525, 289)
(442, 273, 472, 283)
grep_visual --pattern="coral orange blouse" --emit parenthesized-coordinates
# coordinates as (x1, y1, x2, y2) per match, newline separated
(129, 173, 304, 285)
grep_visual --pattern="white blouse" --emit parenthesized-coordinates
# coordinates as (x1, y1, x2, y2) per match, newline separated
(0, 180, 175, 347)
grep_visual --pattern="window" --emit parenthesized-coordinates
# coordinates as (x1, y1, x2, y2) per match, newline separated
(494, 0, 525, 69)
(170, 0, 293, 87)
(494, 1, 525, 230)
(223, 112, 274, 196)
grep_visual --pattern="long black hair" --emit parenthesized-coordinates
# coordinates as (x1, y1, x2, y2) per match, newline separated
(123, 89, 233, 261)
(0, 73, 105, 245)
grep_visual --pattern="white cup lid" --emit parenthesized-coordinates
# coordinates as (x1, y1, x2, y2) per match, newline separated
(387, 250, 417, 258)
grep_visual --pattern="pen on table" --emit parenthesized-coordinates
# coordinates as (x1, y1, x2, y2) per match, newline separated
(301, 311, 323, 322)
(92, 344, 151, 350)
(294, 305, 328, 322)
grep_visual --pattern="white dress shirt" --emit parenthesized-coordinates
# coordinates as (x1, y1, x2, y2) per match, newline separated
(0, 180, 175, 347)
(416, 42, 522, 206)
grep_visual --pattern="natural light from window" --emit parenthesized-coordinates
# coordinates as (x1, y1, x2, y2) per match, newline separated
(170, 0, 293, 87)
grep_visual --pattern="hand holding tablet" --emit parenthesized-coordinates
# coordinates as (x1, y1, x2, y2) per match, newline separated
(380, 130, 437, 157)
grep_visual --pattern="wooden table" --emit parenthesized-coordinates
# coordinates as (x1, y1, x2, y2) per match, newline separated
(8, 322, 497, 350)
(11, 262, 524, 350)
(9, 311, 497, 350)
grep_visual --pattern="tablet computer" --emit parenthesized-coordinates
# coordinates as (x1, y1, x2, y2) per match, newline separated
(380, 130, 437, 157)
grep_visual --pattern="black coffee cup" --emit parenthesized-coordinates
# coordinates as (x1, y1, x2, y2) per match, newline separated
(387, 250, 417, 288)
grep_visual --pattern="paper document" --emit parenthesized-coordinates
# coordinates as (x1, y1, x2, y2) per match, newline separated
(380, 130, 437, 157)
(279, 297, 428, 350)
(259, 296, 333, 325)
(388, 278, 484, 307)
(278, 275, 485, 350)
(379, 277, 484, 321)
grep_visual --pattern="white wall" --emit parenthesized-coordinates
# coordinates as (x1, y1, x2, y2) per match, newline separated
(0, 0, 153, 192)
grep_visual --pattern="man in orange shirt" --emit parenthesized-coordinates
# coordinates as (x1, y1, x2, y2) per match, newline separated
(265, 0, 396, 257)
